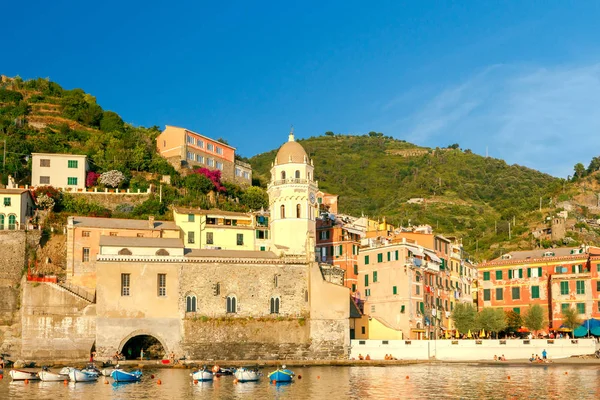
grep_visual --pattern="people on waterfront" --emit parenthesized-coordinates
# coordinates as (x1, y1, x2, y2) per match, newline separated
(365, 354, 371, 360)
(493, 355, 498, 361)
(529, 354, 535, 362)
(542, 349, 547, 360)
(358, 354, 364, 360)
(90, 350, 96, 363)
(499, 355, 507, 361)
(140, 348, 145, 360)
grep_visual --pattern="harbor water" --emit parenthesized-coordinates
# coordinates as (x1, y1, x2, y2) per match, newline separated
(1, 364, 600, 399)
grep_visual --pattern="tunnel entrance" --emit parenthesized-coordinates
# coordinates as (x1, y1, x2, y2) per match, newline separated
(120, 335, 165, 360)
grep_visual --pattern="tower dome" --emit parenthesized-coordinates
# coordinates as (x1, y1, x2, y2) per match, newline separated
(275, 131, 308, 164)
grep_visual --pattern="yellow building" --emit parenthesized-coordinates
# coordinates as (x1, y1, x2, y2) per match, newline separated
(0, 188, 35, 230)
(173, 208, 257, 251)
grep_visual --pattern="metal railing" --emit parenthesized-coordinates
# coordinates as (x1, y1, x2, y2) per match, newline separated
(56, 281, 96, 303)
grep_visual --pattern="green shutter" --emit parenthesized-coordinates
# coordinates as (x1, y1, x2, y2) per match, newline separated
(420, 302, 424, 313)
(527, 268, 531, 278)
(387, 252, 391, 261)
(532, 286, 540, 299)
(508, 270, 513, 279)
(400, 304, 405, 313)
(484, 289, 491, 301)
(572, 265, 576, 273)
(519, 269, 523, 278)
(395, 250, 399, 260)
(496, 270, 502, 280)
(373, 271, 378, 282)
(377, 253, 383, 263)
(354, 265, 358, 275)
(393, 286, 397, 295)
(538, 267, 542, 277)
(365, 255, 369, 265)
(483, 271, 490, 281)
(365, 274, 369, 287)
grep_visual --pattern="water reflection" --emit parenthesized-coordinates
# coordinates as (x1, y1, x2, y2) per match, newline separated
(2, 365, 600, 399)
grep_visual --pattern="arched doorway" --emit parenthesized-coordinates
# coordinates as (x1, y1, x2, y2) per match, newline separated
(119, 334, 166, 360)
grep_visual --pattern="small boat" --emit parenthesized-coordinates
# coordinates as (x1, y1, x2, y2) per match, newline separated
(59, 367, 72, 375)
(83, 363, 101, 374)
(212, 366, 234, 376)
(191, 368, 213, 382)
(268, 366, 294, 383)
(69, 368, 99, 382)
(110, 369, 142, 383)
(9, 369, 40, 381)
(234, 367, 260, 382)
(39, 367, 68, 382)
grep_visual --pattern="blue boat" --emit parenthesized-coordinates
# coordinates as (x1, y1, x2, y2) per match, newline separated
(110, 369, 142, 382)
(268, 366, 294, 383)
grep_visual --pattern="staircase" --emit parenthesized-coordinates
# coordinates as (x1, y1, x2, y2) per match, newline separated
(50, 281, 96, 304)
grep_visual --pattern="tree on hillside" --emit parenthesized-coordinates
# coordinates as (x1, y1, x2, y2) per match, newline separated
(451, 303, 477, 334)
(561, 307, 582, 332)
(241, 186, 269, 210)
(573, 163, 586, 179)
(447, 143, 460, 149)
(587, 156, 600, 174)
(184, 173, 213, 195)
(523, 304, 547, 333)
(324, 131, 334, 136)
(100, 111, 125, 132)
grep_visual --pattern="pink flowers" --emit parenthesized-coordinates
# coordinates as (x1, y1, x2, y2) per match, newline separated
(86, 171, 100, 187)
(192, 167, 226, 192)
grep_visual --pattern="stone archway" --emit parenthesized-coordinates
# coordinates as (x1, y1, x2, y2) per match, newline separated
(118, 330, 168, 360)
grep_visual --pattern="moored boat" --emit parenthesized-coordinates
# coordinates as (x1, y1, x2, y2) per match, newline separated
(110, 369, 142, 383)
(59, 367, 72, 376)
(212, 366, 234, 376)
(69, 368, 99, 382)
(191, 368, 213, 382)
(234, 367, 260, 382)
(9, 369, 40, 381)
(39, 367, 68, 382)
(268, 366, 294, 383)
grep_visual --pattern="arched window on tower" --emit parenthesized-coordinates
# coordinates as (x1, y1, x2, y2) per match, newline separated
(296, 204, 301, 218)
(295, 170, 300, 179)
(281, 171, 286, 180)
(186, 295, 197, 312)
(226, 295, 237, 313)
(270, 297, 280, 314)
(280, 205, 285, 219)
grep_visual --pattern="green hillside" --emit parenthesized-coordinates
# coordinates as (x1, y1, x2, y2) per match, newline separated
(250, 134, 565, 259)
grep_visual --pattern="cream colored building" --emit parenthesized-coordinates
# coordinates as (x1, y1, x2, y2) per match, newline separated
(31, 153, 88, 190)
(267, 131, 319, 255)
(0, 188, 35, 230)
(173, 208, 258, 251)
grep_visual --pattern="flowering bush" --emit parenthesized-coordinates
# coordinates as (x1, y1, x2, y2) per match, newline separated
(36, 193, 55, 211)
(99, 170, 125, 188)
(86, 171, 100, 187)
(191, 167, 226, 192)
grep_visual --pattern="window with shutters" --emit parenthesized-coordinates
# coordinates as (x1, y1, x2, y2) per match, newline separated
(188, 231, 195, 244)
(512, 287, 520, 300)
(531, 285, 540, 299)
(82, 247, 90, 262)
(393, 286, 397, 295)
(377, 253, 383, 263)
(576, 303, 585, 314)
(365, 255, 370, 265)
(121, 273, 130, 296)
(496, 288, 503, 300)
(40, 176, 50, 184)
(560, 281, 569, 295)
(364, 274, 369, 287)
(157, 274, 166, 297)
(483, 289, 491, 301)
(561, 303, 570, 312)
(206, 232, 213, 244)
(40, 159, 50, 167)
(236, 233, 244, 246)
(513, 307, 520, 314)
(576, 280, 585, 294)
(186, 295, 197, 312)
(373, 271, 378, 282)
(68, 160, 78, 168)
(270, 297, 280, 314)
(495, 270, 503, 280)
(67, 177, 78, 185)
(483, 271, 490, 281)
(226, 296, 237, 313)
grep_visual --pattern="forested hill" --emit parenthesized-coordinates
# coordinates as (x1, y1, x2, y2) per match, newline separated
(250, 134, 563, 258)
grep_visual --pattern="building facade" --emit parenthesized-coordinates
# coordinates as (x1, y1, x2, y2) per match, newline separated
(155, 125, 252, 186)
(477, 247, 600, 330)
(31, 153, 88, 190)
(0, 189, 35, 230)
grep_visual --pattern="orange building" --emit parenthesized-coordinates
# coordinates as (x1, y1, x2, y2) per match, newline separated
(477, 246, 600, 330)
(316, 214, 362, 292)
(156, 125, 252, 186)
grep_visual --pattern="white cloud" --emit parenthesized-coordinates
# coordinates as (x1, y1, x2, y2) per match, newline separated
(386, 63, 600, 177)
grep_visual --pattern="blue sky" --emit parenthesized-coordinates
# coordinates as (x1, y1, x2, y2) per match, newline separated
(3, 1, 600, 177)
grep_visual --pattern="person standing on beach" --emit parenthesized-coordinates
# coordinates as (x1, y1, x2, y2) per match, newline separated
(140, 348, 145, 361)
(542, 349, 547, 360)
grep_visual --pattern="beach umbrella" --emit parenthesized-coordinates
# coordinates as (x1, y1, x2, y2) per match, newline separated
(467, 330, 472, 338)
(591, 326, 600, 336)
(573, 326, 588, 338)
(455, 330, 460, 338)
(445, 331, 450, 339)
(480, 329, 486, 337)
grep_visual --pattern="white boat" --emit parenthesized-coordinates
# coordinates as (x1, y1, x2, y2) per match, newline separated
(9, 369, 40, 381)
(234, 367, 260, 382)
(59, 367, 72, 375)
(191, 369, 213, 382)
(39, 369, 68, 382)
(68, 368, 99, 382)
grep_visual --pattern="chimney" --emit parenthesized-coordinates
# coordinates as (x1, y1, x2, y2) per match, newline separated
(148, 216, 155, 229)
(67, 216, 74, 227)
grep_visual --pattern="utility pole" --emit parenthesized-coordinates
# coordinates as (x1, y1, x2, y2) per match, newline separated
(539, 197, 542, 212)
(508, 222, 511, 240)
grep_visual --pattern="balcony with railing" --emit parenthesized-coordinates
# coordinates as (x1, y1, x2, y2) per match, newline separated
(268, 178, 318, 189)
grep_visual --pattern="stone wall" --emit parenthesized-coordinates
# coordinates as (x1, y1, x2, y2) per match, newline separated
(181, 318, 311, 360)
(70, 192, 150, 211)
(21, 282, 96, 360)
